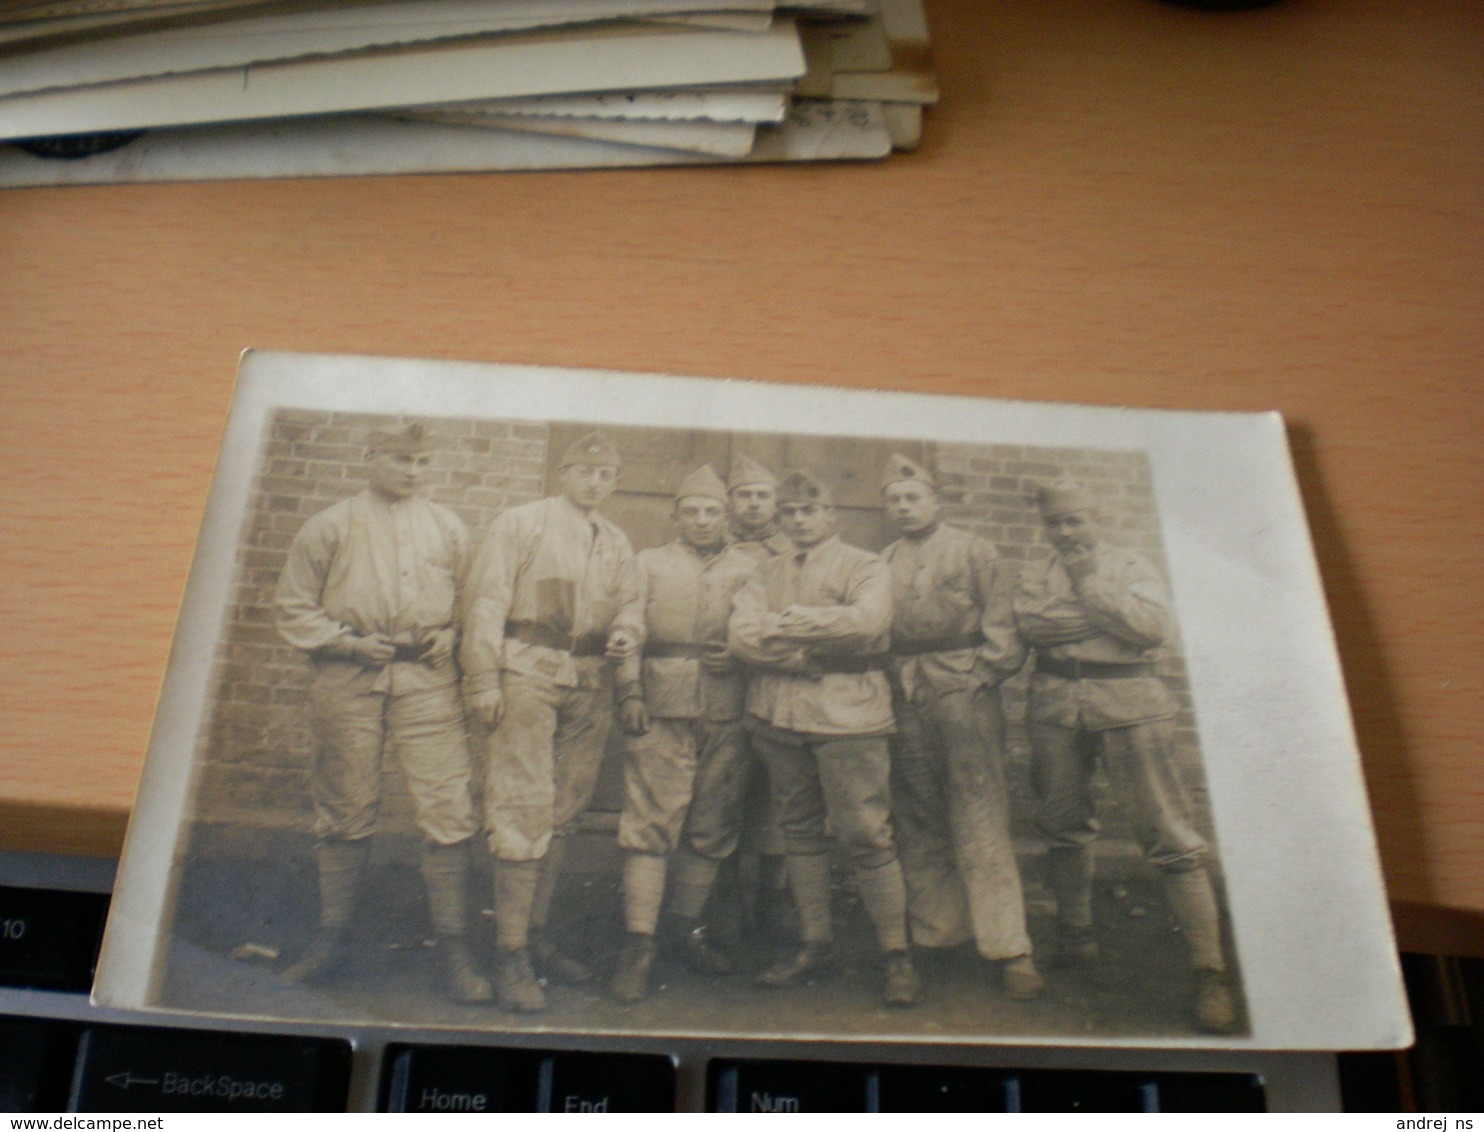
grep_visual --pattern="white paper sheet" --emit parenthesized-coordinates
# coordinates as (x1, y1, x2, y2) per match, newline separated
(0, 0, 777, 97)
(397, 108, 758, 156)
(424, 88, 790, 124)
(881, 100, 919, 150)
(0, 19, 805, 139)
(0, 98, 886, 185)
(651, 9, 770, 30)
(830, 68, 935, 104)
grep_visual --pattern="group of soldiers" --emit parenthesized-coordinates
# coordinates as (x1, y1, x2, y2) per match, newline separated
(271, 423, 1238, 1035)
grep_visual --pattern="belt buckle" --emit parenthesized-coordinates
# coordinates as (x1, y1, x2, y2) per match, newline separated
(393, 640, 430, 664)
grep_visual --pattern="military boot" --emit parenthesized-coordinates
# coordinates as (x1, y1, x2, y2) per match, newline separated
(1193, 968, 1239, 1034)
(525, 838, 592, 985)
(1001, 954, 1045, 1001)
(882, 950, 923, 1007)
(1052, 926, 1100, 967)
(280, 925, 349, 985)
(281, 839, 365, 984)
(756, 941, 835, 988)
(1159, 868, 1236, 1033)
(609, 934, 657, 1003)
(753, 854, 800, 943)
(529, 927, 593, 985)
(1045, 847, 1098, 967)
(669, 915, 733, 976)
(492, 948, 545, 1013)
(441, 938, 493, 1004)
(420, 841, 491, 1004)
(705, 855, 745, 948)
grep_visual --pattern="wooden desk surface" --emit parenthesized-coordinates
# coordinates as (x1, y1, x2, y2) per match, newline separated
(1, 0, 1479, 954)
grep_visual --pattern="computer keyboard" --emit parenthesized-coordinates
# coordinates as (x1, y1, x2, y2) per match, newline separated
(0, 851, 1373, 1113)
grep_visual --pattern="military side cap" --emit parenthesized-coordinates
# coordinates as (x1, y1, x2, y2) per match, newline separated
(881, 452, 936, 493)
(369, 422, 432, 455)
(675, 463, 728, 503)
(1036, 478, 1097, 518)
(727, 454, 778, 490)
(560, 430, 621, 469)
(776, 469, 833, 507)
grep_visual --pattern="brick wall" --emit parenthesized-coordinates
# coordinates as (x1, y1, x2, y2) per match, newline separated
(193, 409, 549, 829)
(932, 443, 1208, 842)
(189, 415, 1210, 848)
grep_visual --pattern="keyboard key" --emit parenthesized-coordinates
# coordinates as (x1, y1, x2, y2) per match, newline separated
(873, 1065, 1013, 1112)
(1151, 1071, 1267, 1112)
(708, 1059, 870, 1112)
(1, 1017, 81, 1112)
(0, 886, 109, 992)
(71, 1025, 351, 1112)
(1014, 1070, 1148, 1112)
(382, 1044, 544, 1112)
(546, 1051, 676, 1112)
(1338, 1052, 1404, 1112)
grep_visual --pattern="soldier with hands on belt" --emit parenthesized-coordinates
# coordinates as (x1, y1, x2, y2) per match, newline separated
(1014, 479, 1237, 1034)
(461, 431, 643, 1013)
(881, 455, 1043, 1001)
(274, 423, 490, 1004)
(608, 464, 760, 1001)
(729, 470, 922, 1007)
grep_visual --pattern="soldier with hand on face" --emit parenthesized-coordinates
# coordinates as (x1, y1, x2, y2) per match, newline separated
(881, 455, 1043, 1002)
(460, 431, 643, 1013)
(607, 464, 761, 1002)
(274, 423, 490, 1005)
(729, 470, 922, 1008)
(1014, 479, 1237, 1034)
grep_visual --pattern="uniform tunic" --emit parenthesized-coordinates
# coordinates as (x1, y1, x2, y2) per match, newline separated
(719, 520, 794, 857)
(884, 522, 1031, 958)
(728, 522, 794, 563)
(730, 535, 894, 736)
(729, 535, 898, 868)
(616, 540, 757, 857)
(1014, 545, 1207, 870)
(275, 489, 478, 845)
(461, 495, 642, 861)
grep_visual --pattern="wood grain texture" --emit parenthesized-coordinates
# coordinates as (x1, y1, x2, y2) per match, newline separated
(1, 0, 1479, 950)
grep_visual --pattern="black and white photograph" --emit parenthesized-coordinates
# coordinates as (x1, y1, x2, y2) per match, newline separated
(93, 351, 1410, 1054)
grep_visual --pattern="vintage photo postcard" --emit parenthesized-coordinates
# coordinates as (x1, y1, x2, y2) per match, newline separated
(94, 351, 1411, 1052)
(0, 0, 781, 98)
(0, 19, 805, 140)
(0, 101, 892, 188)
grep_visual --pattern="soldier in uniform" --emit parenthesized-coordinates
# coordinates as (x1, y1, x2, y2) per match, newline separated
(722, 455, 794, 939)
(880, 455, 1043, 1001)
(727, 454, 793, 559)
(607, 464, 760, 1001)
(461, 431, 643, 1013)
(1014, 479, 1237, 1033)
(274, 423, 490, 1004)
(729, 470, 922, 1007)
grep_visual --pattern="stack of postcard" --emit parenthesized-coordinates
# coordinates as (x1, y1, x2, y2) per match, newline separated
(0, 0, 935, 186)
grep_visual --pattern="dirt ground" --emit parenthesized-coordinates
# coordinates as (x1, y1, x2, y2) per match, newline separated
(158, 825, 1246, 1046)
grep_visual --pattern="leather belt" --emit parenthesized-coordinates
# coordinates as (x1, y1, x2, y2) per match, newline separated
(504, 622, 606, 658)
(1035, 655, 1154, 680)
(643, 642, 711, 659)
(892, 633, 983, 657)
(390, 641, 433, 663)
(810, 654, 891, 675)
